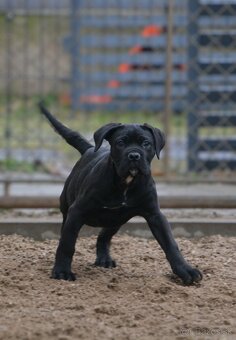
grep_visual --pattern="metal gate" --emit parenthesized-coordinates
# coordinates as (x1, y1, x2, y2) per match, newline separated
(66, 0, 186, 114)
(187, 0, 236, 172)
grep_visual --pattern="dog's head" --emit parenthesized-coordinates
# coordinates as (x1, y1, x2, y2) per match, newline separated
(94, 123, 165, 181)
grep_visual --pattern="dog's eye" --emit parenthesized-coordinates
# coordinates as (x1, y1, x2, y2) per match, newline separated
(142, 140, 151, 148)
(116, 140, 125, 147)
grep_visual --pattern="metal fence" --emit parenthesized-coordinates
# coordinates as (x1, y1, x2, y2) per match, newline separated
(0, 0, 72, 170)
(187, 0, 236, 174)
(0, 0, 236, 180)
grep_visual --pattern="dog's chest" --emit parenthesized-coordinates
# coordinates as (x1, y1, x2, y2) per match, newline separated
(102, 188, 129, 210)
(84, 188, 135, 227)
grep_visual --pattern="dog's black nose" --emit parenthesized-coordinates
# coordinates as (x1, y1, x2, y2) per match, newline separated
(128, 152, 141, 161)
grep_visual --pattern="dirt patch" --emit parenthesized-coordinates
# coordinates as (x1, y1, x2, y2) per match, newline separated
(0, 234, 235, 340)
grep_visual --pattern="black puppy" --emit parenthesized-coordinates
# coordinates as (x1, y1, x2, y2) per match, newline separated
(39, 103, 202, 285)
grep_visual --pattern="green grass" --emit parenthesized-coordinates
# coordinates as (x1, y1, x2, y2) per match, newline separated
(0, 14, 69, 42)
(0, 94, 187, 144)
(0, 95, 187, 176)
(0, 159, 43, 173)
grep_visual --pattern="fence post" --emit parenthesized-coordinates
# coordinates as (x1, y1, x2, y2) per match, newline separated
(164, 0, 174, 176)
(5, 3, 14, 161)
(70, 0, 80, 117)
(187, 0, 200, 171)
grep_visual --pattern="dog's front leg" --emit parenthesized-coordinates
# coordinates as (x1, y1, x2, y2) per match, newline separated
(52, 205, 83, 281)
(145, 211, 202, 285)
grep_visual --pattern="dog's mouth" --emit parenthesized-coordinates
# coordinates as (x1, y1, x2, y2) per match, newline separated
(129, 169, 138, 177)
(124, 168, 139, 185)
(115, 160, 150, 184)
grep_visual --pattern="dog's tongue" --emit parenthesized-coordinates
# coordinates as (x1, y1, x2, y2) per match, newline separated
(129, 169, 138, 177)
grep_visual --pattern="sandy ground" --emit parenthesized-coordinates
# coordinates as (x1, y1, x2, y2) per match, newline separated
(0, 234, 235, 340)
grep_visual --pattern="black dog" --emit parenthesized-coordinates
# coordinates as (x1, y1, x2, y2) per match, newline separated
(39, 103, 202, 285)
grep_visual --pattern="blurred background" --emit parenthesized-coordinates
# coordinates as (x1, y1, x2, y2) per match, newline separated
(1, 0, 236, 183)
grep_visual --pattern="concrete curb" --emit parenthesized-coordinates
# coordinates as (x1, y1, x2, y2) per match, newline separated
(0, 217, 235, 240)
(1, 195, 236, 209)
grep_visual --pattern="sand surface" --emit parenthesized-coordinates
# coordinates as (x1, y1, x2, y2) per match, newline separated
(0, 234, 235, 339)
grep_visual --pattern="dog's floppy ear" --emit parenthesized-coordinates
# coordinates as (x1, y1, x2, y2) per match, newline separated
(142, 123, 165, 159)
(94, 123, 123, 151)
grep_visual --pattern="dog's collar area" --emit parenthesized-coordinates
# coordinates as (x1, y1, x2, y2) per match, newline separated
(103, 202, 127, 210)
(103, 188, 128, 210)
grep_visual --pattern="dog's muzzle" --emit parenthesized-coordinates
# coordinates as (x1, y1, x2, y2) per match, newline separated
(112, 147, 150, 181)
(127, 151, 142, 178)
(127, 152, 141, 161)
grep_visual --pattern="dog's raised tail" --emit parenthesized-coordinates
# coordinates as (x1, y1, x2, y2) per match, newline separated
(38, 102, 93, 155)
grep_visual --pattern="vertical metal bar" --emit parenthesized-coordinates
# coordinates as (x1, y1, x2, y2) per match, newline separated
(38, 1, 46, 153)
(164, 0, 174, 176)
(38, 2, 45, 97)
(70, 0, 80, 117)
(187, 0, 200, 171)
(53, 0, 61, 106)
(23, 0, 29, 151)
(4, 180, 10, 198)
(5, 0, 13, 160)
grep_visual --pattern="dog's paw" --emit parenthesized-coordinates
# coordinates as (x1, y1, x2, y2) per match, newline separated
(51, 268, 76, 281)
(172, 263, 202, 285)
(94, 256, 116, 268)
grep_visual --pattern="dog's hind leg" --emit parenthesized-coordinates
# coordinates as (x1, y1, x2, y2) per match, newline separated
(60, 212, 68, 233)
(95, 226, 120, 268)
(51, 204, 84, 280)
(59, 184, 69, 233)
